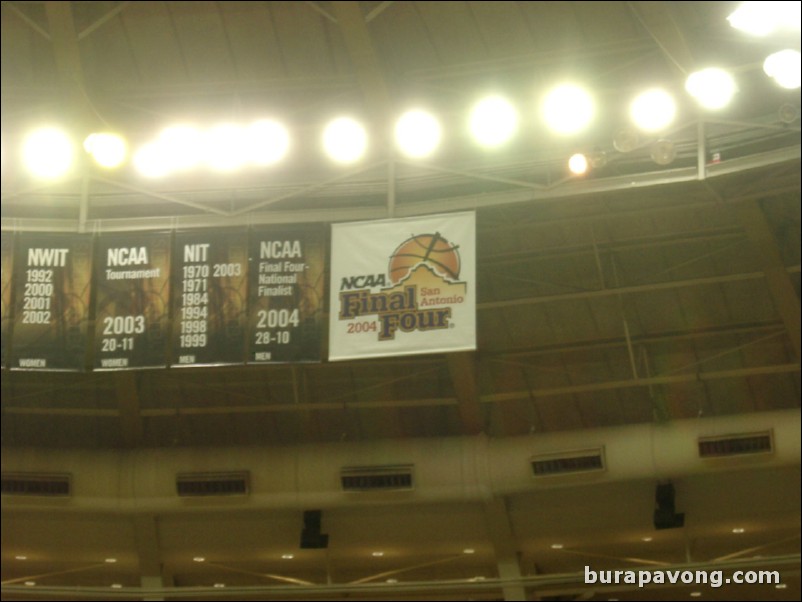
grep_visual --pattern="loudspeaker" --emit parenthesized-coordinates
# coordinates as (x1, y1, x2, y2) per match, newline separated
(653, 483, 685, 530)
(300, 510, 329, 549)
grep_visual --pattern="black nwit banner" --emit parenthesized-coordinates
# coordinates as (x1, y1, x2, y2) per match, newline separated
(10, 233, 93, 371)
(2, 233, 15, 368)
(170, 230, 248, 367)
(248, 227, 325, 363)
(93, 232, 171, 370)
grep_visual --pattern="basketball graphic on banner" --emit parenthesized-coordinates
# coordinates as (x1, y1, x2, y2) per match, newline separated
(388, 232, 461, 284)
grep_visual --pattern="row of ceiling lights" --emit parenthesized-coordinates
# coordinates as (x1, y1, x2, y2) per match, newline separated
(2, 47, 798, 182)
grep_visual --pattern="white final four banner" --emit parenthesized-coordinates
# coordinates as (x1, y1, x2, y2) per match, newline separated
(329, 211, 476, 361)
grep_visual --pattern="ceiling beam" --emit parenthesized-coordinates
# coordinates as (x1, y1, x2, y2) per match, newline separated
(44, 1, 94, 128)
(8, 362, 795, 418)
(733, 200, 802, 360)
(330, 1, 393, 137)
(627, 1, 696, 76)
(116, 371, 142, 447)
(484, 498, 526, 601)
(131, 515, 168, 589)
(446, 352, 484, 435)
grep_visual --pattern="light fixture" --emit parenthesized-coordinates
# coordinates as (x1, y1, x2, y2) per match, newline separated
(776, 583, 788, 589)
(630, 88, 676, 132)
(462, 548, 475, 554)
(690, 592, 701, 598)
(763, 49, 801, 89)
(323, 117, 368, 163)
(22, 126, 74, 179)
(104, 558, 117, 564)
(650, 139, 676, 166)
(727, 1, 801, 36)
(641, 537, 653, 542)
(568, 153, 588, 175)
(213, 583, 226, 588)
(193, 557, 206, 563)
(685, 68, 737, 110)
(469, 95, 518, 147)
(111, 584, 123, 589)
(245, 119, 290, 166)
(386, 578, 398, 584)
(133, 142, 170, 179)
(24, 581, 36, 586)
(778, 103, 799, 124)
(732, 527, 745, 534)
(204, 124, 246, 171)
(371, 551, 385, 557)
(281, 554, 294, 559)
(550, 543, 565, 550)
(395, 109, 442, 158)
(157, 125, 203, 172)
(589, 150, 607, 169)
(541, 84, 595, 135)
(84, 132, 127, 168)
(613, 128, 639, 153)
(15, 555, 27, 560)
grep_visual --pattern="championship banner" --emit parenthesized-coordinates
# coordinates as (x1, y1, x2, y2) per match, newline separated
(2, 232, 15, 368)
(11, 233, 93, 371)
(329, 211, 475, 361)
(247, 226, 326, 363)
(170, 229, 248, 367)
(93, 231, 171, 370)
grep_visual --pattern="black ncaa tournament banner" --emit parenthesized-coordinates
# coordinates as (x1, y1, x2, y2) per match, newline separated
(170, 229, 249, 367)
(10, 233, 93, 371)
(329, 211, 476, 361)
(2, 232, 15, 368)
(93, 231, 171, 370)
(248, 226, 326, 363)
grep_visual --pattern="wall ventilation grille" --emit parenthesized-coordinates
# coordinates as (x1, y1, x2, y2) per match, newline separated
(698, 431, 773, 458)
(341, 465, 414, 491)
(1, 473, 71, 497)
(176, 472, 250, 497)
(531, 448, 606, 477)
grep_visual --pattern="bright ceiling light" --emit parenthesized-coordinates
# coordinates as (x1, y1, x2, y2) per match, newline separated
(323, 117, 368, 163)
(395, 109, 441, 158)
(541, 84, 595, 135)
(568, 153, 588, 175)
(685, 68, 737, 110)
(84, 133, 127, 169)
(727, 1, 801, 36)
(158, 125, 203, 172)
(763, 49, 801, 89)
(204, 124, 246, 172)
(630, 88, 676, 132)
(469, 95, 518, 147)
(22, 127, 74, 179)
(245, 119, 290, 166)
(133, 142, 170, 179)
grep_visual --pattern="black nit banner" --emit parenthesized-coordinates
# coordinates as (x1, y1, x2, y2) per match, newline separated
(93, 232, 171, 370)
(2, 232, 15, 368)
(170, 230, 248, 367)
(248, 227, 325, 363)
(10, 233, 93, 371)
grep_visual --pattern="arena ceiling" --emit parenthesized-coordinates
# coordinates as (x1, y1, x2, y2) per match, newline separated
(1, 1, 800, 600)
